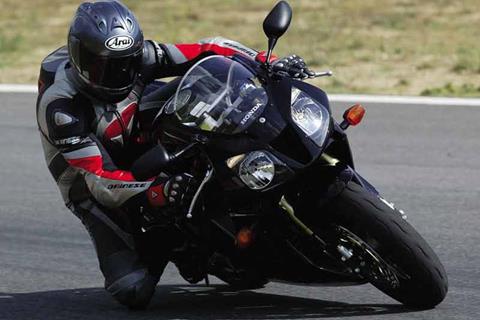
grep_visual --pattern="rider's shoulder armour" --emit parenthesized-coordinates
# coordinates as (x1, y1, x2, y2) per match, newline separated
(39, 46, 70, 93)
(139, 40, 166, 83)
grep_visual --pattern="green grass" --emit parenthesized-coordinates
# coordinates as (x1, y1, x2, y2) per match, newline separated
(0, 33, 24, 68)
(1, 0, 480, 97)
(452, 47, 480, 74)
(421, 83, 480, 97)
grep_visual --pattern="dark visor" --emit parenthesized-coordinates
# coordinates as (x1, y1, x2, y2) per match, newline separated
(77, 48, 142, 89)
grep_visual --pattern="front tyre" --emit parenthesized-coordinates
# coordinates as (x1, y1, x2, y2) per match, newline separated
(321, 182, 448, 308)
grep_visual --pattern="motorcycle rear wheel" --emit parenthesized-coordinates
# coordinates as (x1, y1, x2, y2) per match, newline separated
(321, 182, 448, 309)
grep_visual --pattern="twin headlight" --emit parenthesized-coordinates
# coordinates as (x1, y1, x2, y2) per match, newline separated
(238, 151, 276, 190)
(226, 88, 330, 191)
(227, 149, 298, 191)
(226, 151, 276, 190)
(291, 88, 330, 147)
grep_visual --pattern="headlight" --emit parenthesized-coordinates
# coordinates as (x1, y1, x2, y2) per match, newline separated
(226, 151, 294, 191)
(291, 88, 330, 147)
(238, 151, 275, 190)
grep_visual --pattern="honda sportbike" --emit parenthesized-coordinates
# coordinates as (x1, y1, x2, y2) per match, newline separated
(133, 1, 447, 309)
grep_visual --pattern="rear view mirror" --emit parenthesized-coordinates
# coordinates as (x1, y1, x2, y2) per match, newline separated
(263, 1, 292, 40)
(262, 1, 292, 64)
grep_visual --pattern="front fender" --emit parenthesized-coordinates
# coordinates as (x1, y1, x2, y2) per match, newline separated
(291, 165, 380, 209)
(349, 168, 380, 196)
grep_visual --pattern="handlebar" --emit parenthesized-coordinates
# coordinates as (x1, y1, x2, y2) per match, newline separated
(271, 64, 333, 79)
(149, 136, 212, 219)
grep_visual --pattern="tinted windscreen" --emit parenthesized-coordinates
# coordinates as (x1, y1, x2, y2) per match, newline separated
(165, 56, 268, 135)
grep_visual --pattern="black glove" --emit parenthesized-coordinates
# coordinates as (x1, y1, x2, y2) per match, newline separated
(272, 54, 315, 79)
(163, 173, 197, 208)
(144, 173, 197, 228)
(147, 173, 196, 209)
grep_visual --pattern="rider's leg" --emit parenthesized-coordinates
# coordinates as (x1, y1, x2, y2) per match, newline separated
(70, 199, 167, 309)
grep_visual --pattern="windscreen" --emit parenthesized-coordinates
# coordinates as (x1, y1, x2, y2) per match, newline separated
(165, 56, 268, 134)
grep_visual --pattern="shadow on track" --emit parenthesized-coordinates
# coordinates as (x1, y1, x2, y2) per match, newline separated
(0, 285, 415, 320)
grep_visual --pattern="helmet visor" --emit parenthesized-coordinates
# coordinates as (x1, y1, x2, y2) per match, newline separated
(76, 47, 142, 89)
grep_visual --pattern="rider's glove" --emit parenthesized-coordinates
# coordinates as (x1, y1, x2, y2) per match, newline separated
(164, 173, 196, 208)
(147, 173, 196, 209)
(272, 54, 315, 79)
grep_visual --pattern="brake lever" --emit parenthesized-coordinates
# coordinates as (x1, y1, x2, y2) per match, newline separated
(186, 166, 214, 219)
(271, 64, 333, 79)
(310, 70, 333, 78)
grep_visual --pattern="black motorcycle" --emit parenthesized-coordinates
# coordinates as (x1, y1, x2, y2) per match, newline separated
(134, 1, 447, 309)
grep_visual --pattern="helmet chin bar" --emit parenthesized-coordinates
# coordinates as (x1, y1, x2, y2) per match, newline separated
(87, 84, 134, 104)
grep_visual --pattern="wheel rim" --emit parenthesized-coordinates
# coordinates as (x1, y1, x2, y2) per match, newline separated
(333, 225, 410, 290)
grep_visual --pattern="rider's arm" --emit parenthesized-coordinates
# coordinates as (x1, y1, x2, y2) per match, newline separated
(62, 135, 157, 209)
(140, 37, 276, 82)
(156, 37, 262, 78)
(39, 98, 166, 209)
(137, 37, 266, 127)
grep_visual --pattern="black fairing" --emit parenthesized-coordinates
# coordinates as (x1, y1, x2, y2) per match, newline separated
(153, 58, 339, 173)
(265, 77, 333, 168)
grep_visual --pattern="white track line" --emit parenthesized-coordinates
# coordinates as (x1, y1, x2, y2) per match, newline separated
(0, 84, 37, 93)
(1, 84, 480, 107)
(329, 94, 480, 107)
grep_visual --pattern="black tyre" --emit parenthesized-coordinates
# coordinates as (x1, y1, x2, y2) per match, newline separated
(321, 182, 448, 308)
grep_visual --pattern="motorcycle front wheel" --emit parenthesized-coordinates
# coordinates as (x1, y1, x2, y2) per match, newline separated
(319, 181, 448, 309)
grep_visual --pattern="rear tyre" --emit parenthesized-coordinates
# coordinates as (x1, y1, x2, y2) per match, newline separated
(321, 182, 448, 308)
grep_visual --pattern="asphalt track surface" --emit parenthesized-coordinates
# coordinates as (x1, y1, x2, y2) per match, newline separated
(0, 92, 478, 320)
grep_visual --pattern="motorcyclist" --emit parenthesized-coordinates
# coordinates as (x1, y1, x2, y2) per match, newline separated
(36, 0, 313, 309)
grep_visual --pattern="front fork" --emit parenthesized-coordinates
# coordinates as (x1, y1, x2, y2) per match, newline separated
(276, 153, 407, 273)
(277, 194, 365, 280)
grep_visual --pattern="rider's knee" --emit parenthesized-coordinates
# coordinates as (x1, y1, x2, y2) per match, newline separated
(101, 250, 160, 309)
(106, 268, 160, 309)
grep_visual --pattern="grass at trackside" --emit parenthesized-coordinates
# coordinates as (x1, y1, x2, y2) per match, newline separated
(1, 0, 480, 97)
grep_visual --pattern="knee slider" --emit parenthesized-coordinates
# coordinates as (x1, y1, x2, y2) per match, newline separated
(107, 269, 159, 309)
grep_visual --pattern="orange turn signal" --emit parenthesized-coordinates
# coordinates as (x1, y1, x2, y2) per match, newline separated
(343, 104, 366, 126)
(236, 227, 254, 249)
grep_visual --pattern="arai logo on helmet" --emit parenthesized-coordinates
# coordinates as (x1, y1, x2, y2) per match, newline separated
(105, 35, 134, 51)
